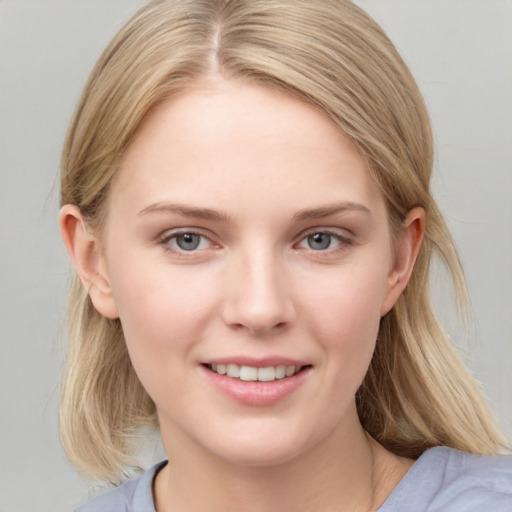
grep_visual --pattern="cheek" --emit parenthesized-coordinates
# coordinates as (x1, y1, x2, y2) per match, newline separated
(106, 255, 218, 385)
(306, 261, 387, 327)
(300, 262, 388, 366)
(110, 248, 213, 328)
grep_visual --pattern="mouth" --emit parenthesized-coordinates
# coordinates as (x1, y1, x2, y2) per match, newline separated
(203, 363, 309, 382)
(201, 360, 312, 405)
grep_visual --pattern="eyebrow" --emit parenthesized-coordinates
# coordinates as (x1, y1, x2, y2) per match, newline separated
(293, 202, 372, 221)
(137, 201, 371, 222)
(137, 202, 228, 221)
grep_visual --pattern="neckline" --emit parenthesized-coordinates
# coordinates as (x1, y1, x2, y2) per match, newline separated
(376, 446, 449, 511)
(140, 447, 447, 512)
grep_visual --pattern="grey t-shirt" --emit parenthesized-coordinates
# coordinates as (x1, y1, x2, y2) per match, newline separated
(75, 447, 512, 511)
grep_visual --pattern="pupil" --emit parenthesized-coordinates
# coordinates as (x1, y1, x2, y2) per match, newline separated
(308, 233, 331, 250)
(177, 233, 200, 250)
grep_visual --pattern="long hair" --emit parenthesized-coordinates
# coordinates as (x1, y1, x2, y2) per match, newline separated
(60, 0, 507, 482)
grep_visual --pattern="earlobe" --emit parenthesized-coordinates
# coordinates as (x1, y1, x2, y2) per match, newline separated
(59, 205, 119, 319)
(380, 207, 425, 316)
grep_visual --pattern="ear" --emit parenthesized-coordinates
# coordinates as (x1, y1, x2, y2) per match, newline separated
(59, 205, 119, 319)
(380, 207, 425, 316)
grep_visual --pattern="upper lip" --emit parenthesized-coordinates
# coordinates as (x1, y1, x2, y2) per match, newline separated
(201, 356, 311, 368)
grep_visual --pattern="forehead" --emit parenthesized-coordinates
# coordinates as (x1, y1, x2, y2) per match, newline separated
(111, 79, 386, 221)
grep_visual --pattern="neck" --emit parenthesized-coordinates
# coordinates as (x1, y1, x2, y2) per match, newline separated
(154, 412, 411, 512)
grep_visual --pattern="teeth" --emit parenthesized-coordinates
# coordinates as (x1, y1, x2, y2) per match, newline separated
(239, 366, 258, 381)
(275, 365, 286, 379)
(227, 364, 240, 378)
(257, 367, 276, 382)
(209, 363, 300, 381)
(285, 365, 295, 377)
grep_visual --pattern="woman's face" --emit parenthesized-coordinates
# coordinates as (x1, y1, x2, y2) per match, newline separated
(93, 79, 414, 466)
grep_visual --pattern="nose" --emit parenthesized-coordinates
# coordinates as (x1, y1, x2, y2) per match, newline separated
(221, 248, 296, 335)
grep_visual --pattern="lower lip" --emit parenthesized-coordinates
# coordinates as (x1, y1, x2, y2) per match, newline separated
(201, 366, 311, 406)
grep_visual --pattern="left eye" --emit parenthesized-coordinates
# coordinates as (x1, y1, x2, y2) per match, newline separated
(299, 232, 342, 251)
(168, 232, 211, 251)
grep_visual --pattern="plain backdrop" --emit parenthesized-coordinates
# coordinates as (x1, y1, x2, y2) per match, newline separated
(1, 1, 511, 511)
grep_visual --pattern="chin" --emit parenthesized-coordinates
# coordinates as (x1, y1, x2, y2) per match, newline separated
(200, 420, 324, 468)
(216, 442, 305, 468)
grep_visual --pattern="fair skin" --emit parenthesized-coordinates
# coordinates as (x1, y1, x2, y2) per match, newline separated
(60, 79, 424, 511)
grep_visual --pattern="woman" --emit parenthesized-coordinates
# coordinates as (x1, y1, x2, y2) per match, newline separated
(58, 1, 511, 510)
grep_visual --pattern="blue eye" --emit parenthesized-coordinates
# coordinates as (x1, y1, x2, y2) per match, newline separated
(174, 233, 202, 251)
(306, 232, 333, 250)
(297, 231, 350, 253)
(161, 232, 211, 252)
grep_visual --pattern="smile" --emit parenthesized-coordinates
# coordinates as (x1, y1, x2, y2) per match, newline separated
(207, 363, 302, 382)
(202, 361, 312, 405)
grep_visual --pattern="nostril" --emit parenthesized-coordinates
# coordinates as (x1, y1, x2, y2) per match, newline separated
(220, 271, 296, 334)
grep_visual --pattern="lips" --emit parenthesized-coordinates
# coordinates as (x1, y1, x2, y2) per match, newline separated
(207, 363, 302, 382)
(201, 359, 311, 406)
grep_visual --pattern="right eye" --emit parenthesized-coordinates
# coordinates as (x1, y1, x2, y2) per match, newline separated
(302, 232, 337, 251)
(295, 230, 352, 253)
(160, 231, 213, 253)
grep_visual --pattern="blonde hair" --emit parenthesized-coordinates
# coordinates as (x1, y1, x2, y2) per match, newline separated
(60, 0, 507, 482)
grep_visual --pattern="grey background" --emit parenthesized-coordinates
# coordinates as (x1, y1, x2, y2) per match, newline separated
(1, 1, 510, 510)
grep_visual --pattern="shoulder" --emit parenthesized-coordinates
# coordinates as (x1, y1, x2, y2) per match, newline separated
(74, 461, 167, 512)
(380, 447, 512, 512)
(434, 447, 512, 510)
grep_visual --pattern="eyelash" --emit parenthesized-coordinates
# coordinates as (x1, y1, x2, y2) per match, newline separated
(156, 229, 353, 256)
(296, 229, 353, 254)
(157, 229, 214, 254)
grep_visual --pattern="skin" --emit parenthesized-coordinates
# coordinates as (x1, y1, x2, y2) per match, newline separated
(60, 78, 424, 511)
